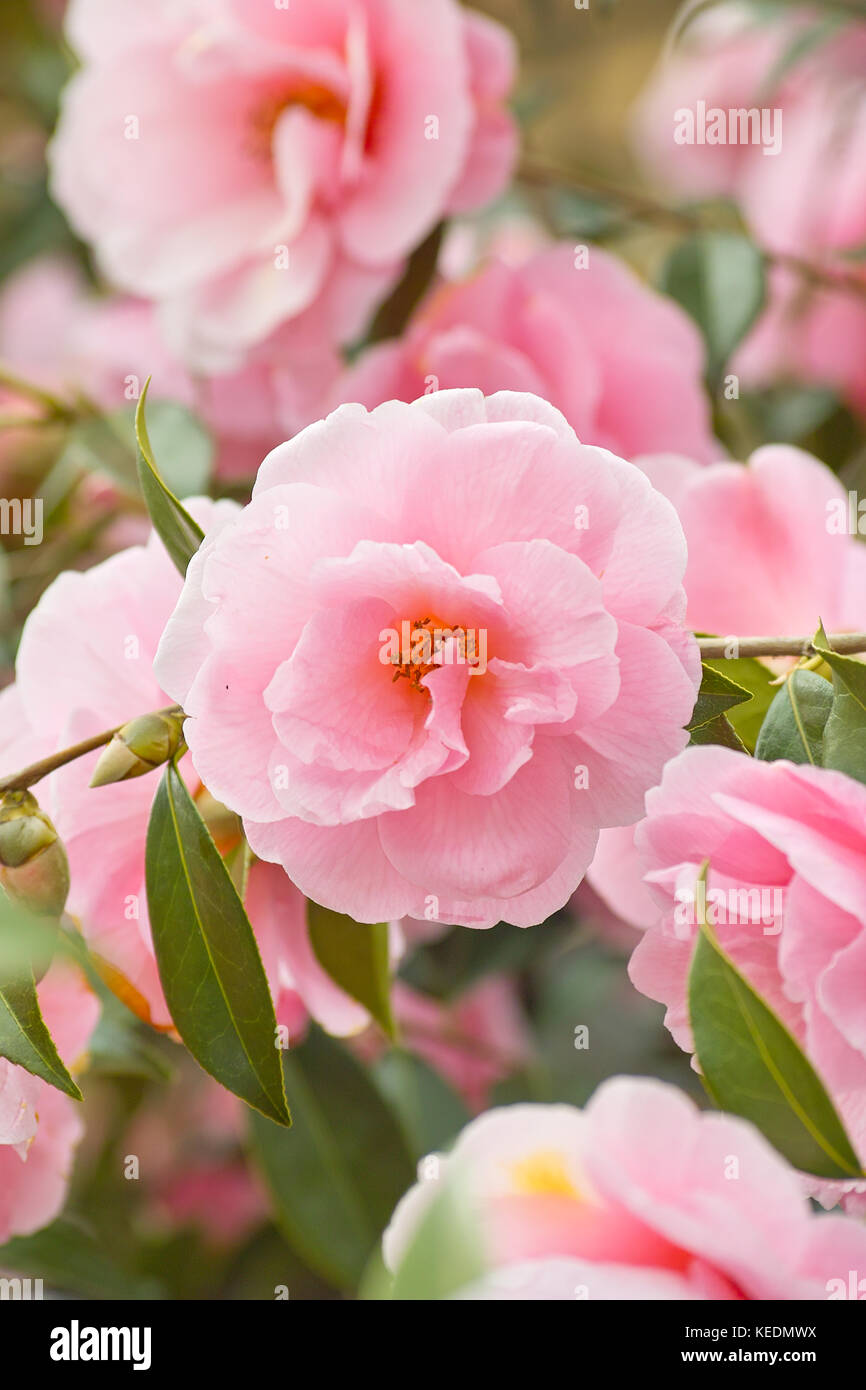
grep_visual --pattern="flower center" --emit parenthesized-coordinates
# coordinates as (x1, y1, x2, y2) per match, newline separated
(386, 617, 487, 692)
(249, 83, 347, 157)
(508, 1150, 583, 1200)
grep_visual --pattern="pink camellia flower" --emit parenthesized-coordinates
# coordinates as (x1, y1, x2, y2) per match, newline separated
(331, 244, 719, 463)
(0, 964, 98, 1243)
(383, 1076, 866, 1299)
(635, 443, 866, 638)
(4, 503, 368, 1038)
(589, 441, 866, 1008)
(155, 389, 701, 927)
(49, 0, 518, 370)
(603, 746, 866, 1205)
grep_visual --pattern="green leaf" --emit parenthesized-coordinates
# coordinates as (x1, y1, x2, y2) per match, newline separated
(687, 663, 752, 751)
(689, 864, 862, 1179)
(688, 663, 754, 730)
(703, 655, 777, 750)
(307, 902, 394, 1039)
(63, 399, 212, 502)
(812, 624, 866, 785)
(388, 1175, 486, 1301)
(689, 714, 748, 752)
(373, 1051, 470, 1159)
(138, 399, 212, 498)
(0, 1219, 164, 1301)
(0, 898, 81, 1099)
(135, 380, 204, 576)
(145, 762, 290, 1126)
(660, 232, 766, 380)
(755, 669, 833, 765)
(248, 1027, 415, 1291)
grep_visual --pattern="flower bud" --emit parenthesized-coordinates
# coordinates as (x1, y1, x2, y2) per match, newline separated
(90, 711, 185, 787)
(0, 791, 57, 867)
(0, 791, 70, 921)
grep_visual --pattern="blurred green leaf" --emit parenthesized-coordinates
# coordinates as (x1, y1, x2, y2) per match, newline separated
(689, 864, 862, 1179)
(66, 399, 212, 502)
(755, 669, 833, 766)
(0, 1219, 164, 1301)
(660, 232, 766, 380)
(248, 1027, 415, 1291)
(145, 762, 290, 1126)
(0, 897, 80, 1098)
(307, 903, 394, 1039)
(135, 381, 204, 576)
(373, 1051, 470, 1159)
(812, 624, 866, 785)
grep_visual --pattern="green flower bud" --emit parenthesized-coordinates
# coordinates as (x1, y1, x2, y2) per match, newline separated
(0, 792, 70, 921)
(0, 791, 58, 868)
(90, 711, 185, 788)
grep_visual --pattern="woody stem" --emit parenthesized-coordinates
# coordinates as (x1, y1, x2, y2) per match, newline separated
(697, 634, 866, 660)
(0, 706, 184, 794)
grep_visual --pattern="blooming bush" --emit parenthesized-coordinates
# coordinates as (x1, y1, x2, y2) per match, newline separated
(0, 0, 865, 1314)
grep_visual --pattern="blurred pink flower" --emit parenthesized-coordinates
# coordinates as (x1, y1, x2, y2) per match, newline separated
(0, 963, 98, 1242)
(0, 257, 340, 481)
(3, 504, 368, 1037)
(635, 443, 866, 638)
(50, 0, 518, 370)
(155, 389, 700, 927)
(384, 1075, 866, 1298)
(359, 975, 531, 1112)
(332, 243, 719, 463)
(591, 746, 866, 1207)
(633, 3, 866, 415)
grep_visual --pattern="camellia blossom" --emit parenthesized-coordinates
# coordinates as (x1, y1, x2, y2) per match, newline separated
(2, 505, 368, 1037)
(383, 1076, 866, 1299)
(0, 256, 342, 481)
(155, 389, 701, 928)
(0, 964, 98, 1243)
(635, 443, 866, 638)
(632, 3, 866, 415)
(332, 243, 719, 464)
(49, 0, 518, 371)
(593, 747, 866, 1204)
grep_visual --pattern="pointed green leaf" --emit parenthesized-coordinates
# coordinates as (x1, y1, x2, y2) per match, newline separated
(755, 668, 833, 766)
(145, 762, 290, 1126)
(689, 712, 749, 751)
(703, 654, 777, 750)
(689, 864, 862, 1179)
(307, 902, 395, 1039)
(135, 380, 204, 576)
(812, 623, 866, 785)
(248, 1027, 415, 1290)
(688, 663, 754, 731)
